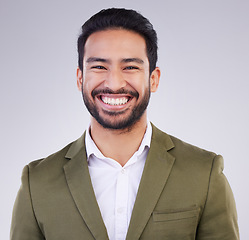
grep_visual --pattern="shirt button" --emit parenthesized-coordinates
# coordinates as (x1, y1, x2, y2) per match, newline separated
(121, 169, 126, 174)
(117, 207, 124, 214)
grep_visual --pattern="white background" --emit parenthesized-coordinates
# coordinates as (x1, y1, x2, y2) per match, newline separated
(1, 0, 248, 239)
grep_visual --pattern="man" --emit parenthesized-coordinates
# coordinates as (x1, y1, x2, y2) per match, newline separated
(11, 8, 239, 240)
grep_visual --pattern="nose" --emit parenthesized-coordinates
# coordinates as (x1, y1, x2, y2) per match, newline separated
(104, 68, 126, 91)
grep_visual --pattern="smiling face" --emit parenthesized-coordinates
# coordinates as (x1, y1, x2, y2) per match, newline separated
(77, 29, 160, 130)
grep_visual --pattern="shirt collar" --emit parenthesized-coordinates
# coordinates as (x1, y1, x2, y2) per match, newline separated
(85, 120, 152, 162)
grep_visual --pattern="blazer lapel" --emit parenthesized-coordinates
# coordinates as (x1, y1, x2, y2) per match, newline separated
(126, 124, 175, 240)
(63, 134, 109, 240)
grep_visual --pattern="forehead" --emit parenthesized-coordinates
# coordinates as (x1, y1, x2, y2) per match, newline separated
(83, 29, 148, 62)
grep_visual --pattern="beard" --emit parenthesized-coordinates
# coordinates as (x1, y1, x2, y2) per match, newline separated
(82, 86, 150, 130)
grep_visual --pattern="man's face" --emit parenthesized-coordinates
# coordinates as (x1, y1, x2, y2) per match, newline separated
(77, 29, 159, 130)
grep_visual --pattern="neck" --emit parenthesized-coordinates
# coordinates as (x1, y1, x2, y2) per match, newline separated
(90, 114, 148, 167)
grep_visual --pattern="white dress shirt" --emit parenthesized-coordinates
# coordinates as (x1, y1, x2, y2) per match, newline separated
(85, 122, 152, 240)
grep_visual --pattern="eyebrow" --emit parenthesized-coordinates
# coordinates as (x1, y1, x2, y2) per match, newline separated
(86, 57, 144, 64)
(121, 58, 144, 64)
(86, 57, 110, 63)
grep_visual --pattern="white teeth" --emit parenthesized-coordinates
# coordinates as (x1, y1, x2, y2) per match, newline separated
(102, 96, 129, 106)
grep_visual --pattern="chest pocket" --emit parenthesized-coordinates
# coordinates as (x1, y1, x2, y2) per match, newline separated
(152, 207, 200, 240)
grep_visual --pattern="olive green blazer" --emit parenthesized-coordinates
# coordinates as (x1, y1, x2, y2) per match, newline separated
(11, 124, 239, 239)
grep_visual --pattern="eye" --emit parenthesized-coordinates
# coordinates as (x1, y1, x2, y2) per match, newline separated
(91, 65, 107, 70)
(124, 66, 139, 70)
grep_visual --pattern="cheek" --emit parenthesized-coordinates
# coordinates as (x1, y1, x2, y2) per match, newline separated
(83, 81, 94, 97)
(130, 77, 150, 96)
(82, 74, 95, 91)
(83, 72, 106, 89)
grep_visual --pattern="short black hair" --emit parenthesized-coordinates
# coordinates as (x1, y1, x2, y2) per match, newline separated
(77, 8, 158, 74)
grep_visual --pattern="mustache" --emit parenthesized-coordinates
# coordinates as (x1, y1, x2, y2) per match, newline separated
(91, 88, 139, 99)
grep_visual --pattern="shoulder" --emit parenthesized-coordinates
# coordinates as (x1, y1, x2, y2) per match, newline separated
(169, 134, 216, 159)
(151, 123, 217, 168)
(20, 134, 86, 198)
(150, 124, 226, 201)
(28, 141, 74, 171)
(27, 133, 85, 175)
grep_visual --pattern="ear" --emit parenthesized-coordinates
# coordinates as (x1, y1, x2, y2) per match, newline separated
(77, 67, 83, 91)
(150, 67, 160, 92)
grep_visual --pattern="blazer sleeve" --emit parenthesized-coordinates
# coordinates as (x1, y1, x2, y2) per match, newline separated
(196, 155, 239, 239)
(10, 165, 45, 240)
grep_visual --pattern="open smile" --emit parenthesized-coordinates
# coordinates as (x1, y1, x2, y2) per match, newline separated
(95, 94, 134, 111)
(100, 96, 130, 106)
